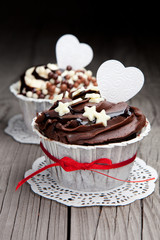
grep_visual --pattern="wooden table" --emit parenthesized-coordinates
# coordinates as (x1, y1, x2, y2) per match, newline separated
(0, 18, 160, 240)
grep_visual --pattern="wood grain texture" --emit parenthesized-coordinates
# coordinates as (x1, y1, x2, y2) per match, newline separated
(95, 202, 142, 240)
(70, 207, 101, 240)
(0, 18, 159, 240)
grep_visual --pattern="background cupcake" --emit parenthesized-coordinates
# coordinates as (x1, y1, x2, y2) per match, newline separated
(10, 34, 95, 132)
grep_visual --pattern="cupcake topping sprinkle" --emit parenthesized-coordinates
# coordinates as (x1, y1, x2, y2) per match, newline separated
(83, 106, 97, 121)
(55, 102, 70, 116)
(83, 106, 110, 126)
(19, 64, 98, 100)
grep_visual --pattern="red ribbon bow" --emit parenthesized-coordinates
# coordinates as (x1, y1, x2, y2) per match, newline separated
(40, 142, 137, 171)
(16, 142, 155, 191)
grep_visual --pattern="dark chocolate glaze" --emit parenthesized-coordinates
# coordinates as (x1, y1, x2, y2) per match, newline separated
(35, 97, 146, 145)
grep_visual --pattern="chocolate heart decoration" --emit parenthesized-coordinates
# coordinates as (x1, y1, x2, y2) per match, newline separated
(96, 60, 144, 103)
(56, 34, 93, 69)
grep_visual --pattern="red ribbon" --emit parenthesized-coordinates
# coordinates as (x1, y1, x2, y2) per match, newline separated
(16, 142, 155, 191)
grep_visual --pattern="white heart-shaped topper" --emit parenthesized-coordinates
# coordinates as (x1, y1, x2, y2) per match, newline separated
(96, 60, 144, 103)
(55, 34, 93, 69)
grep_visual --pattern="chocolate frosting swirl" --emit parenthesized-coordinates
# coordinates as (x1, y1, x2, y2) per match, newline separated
(35, 91, 146, 145)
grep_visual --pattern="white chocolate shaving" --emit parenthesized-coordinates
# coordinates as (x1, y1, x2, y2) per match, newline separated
(85, 93, 104, 103)
(89, 98, 104, 103)
(25, 67, 35, 78)
(36, 66, 51, 79)
(85, 93, 101, 99)
(72, 87, 85, 97)
(25, 76, 47, 89)
(86, 86, 99, 92)
(68, 98, 82, 106)
(47, 63, 58, 71)
(64, 91, 69, 98)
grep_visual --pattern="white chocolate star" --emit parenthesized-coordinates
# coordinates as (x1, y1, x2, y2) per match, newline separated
(95, 110, 110, 127)
(83, 106, 97, 121)
(54, 102, 70, 116)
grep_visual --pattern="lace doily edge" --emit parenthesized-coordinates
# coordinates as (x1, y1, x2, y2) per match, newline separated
(4, 114, 40, 144)
(24, 156, 158, 207)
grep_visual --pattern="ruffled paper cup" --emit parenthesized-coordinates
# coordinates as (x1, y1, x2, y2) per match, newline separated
(10, 81, 54, 132)
(32, 118, 151, 192)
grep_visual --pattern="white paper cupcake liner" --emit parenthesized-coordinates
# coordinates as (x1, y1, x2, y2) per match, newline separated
(32, 118, 151, 192)
(10, 82, 54, 132)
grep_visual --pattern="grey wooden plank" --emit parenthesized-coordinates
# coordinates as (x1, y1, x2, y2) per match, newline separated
(12, 191, 41, 240)
(33, 198, 68, 240)
(70, 207, 101, 240)
(129, 82, 160, 240)
(0, 137, 68, 240)
(142, 194, 160, 240)
(46, 201, 68, 240)
(0, 144, 40, 240)
(70, 203, 142, 240)
(95, 202, 142, 240)
(0, 137, 20, 223)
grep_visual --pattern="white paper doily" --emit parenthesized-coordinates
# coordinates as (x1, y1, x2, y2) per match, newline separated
(24, 156, 158, 207)
(5, 114, 40, 144)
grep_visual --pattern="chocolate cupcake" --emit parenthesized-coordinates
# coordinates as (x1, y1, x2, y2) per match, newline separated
(32, 88, 150, 191)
